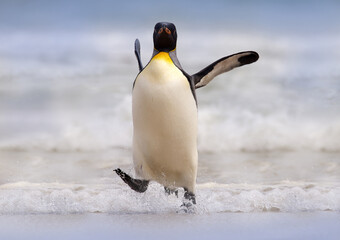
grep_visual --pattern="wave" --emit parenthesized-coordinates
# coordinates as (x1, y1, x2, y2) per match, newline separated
(0, 181, 338, 214)
(0, 31, 340, 153)
(0, 94, 339, 153)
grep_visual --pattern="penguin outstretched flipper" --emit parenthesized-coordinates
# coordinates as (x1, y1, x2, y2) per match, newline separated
(192, 51, 259, 89)
(134, 39, 143, 72)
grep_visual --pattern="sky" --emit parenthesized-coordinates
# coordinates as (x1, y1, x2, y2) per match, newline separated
(0, 0, 339, 34)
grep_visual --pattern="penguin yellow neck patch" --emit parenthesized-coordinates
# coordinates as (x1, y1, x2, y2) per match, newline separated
(152, 52, 173, 64)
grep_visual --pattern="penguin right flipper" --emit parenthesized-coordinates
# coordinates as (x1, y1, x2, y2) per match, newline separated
(192, 51, 259, 89)
(114, 168, 149, 193)
(134, 39, 143, 72)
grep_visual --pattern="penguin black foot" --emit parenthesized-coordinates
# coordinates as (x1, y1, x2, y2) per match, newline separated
(164, 187, 178, 197)
(184, 188, 196, 205)
(114, 168, 149, 193)
(177, 188, 196, 213)
(178, 200, 196, 214)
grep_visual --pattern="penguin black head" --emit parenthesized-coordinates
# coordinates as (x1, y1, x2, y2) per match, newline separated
(153, 22, 177, 52)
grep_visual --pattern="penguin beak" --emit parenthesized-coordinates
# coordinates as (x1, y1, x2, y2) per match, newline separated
(158, 27, 171, 35)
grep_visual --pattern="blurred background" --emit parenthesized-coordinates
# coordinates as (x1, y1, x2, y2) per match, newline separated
(0, 0, 339, 153)
(0, 0, 339, 214)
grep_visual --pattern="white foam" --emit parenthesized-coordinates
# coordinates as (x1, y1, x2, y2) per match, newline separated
(0, 181, 338, 214)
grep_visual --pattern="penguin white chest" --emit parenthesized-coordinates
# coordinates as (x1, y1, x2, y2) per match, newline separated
(132, 52, 197, 191)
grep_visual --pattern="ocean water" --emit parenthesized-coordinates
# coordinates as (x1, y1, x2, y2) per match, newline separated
(0, 0, 339, 215)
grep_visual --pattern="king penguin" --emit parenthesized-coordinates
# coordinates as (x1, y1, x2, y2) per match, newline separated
(114, 22, 259, 208)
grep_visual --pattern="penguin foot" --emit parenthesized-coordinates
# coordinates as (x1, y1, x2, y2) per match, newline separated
(164, 187, 178, 197)
(184, 188, 196, 205)
(176, 188, 196, 213)
(114, 168, 149, 193)
(178, 200, 196, 214)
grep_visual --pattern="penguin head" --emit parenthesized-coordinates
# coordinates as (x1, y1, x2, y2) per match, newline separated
(153, 22, 177, 52)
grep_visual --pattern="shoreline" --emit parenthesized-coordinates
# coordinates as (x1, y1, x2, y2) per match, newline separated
(0, 212, 339, 240)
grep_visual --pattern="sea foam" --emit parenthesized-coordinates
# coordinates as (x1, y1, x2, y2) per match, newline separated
(0, 181, 338, 214)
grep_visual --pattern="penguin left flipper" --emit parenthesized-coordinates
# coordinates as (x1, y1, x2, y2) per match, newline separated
(134, 39, 143, 71)
(192, 51, 259, 89)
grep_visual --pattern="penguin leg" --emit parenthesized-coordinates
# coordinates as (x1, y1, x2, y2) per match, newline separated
(164, 187, 179, 197)
(114, 168, 149, 193)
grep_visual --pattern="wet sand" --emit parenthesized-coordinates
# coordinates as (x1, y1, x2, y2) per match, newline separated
(0, 212, 339, 240)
